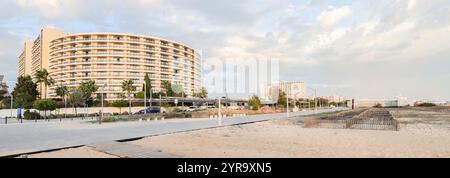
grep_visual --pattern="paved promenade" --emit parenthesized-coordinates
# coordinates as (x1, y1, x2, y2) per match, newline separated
(0, 108, 344, 157)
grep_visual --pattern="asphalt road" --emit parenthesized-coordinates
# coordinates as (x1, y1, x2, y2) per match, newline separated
(0, 108, 344, 157)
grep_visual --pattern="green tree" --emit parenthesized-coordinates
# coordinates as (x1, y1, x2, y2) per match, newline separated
(122, 79, 136, 114)
(0, 82, 7, 102)
(55, 85, 69, 103)
(143, 74, 152, 98)
(161, 80, 174, 97)
(248, 95, 262, 110)
(33, 99, 57, 119)
(194, 87, 208, 98)
(79, 80, 98, 106)
(12, 75, 39, 109)
(277, 90, 287, 108)
(112, 100, 128, 114)
(34, 69, 54, 99)
(68, 89, 84, 116)
(135, 91, 145, 99)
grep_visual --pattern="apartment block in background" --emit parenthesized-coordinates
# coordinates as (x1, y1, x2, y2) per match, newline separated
(29, 27, 71, 78)
(263, 81, 307, 102)
(18, 40, 33, 77)
(18, 27, 70, 98)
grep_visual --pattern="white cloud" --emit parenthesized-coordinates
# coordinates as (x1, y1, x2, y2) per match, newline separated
(407, 0, 417, 10)
(304, 27, 350, 54)
(356, 20, 380, 36)
(15, 0, 63, 18)
(1, 0, 450, 100)
(316, 6, 352, 27)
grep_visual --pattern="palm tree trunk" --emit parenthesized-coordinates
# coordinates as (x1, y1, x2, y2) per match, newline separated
(44, 84, 47, 99)
(128, 92, 132, 114)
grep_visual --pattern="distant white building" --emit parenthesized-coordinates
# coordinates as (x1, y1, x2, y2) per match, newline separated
(0, 75, 8, 97)
(263, 81, 306, 102)
(356, 96, 409, 107)
(325, 96, 346, 103)
(414, 100, 450, 106)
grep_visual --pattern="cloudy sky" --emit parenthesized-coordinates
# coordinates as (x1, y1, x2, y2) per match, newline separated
(0, 0, 449, 100)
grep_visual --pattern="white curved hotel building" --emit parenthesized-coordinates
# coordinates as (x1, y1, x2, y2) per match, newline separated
(19, 28, 202, 100)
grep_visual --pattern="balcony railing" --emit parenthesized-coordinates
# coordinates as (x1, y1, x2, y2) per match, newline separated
(49, 60, 166, 68)
(50, 39, 194, 53)
(49, 52, 162, 61)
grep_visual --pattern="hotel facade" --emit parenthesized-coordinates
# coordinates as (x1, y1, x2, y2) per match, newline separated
(19, 27, 202, 100)
(263, 81, 307, 102)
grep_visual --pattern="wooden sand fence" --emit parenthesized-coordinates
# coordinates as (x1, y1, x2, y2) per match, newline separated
(304, 109, 400, 131)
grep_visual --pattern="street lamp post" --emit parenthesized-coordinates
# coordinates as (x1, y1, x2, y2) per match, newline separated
(307, 87, 318, 114)
(285, 83, 289, 117)
(181, 87, 184, 109)
(159, 94, 162, 113)
(149, 89, 152, 107)
(3, 80, 17, 120)
(314, 90, 317, 113)
(143, 81, 147, 114)
(218, 97, 222, 126)
(10, 92, 13, 118)
(64, 95, 67, 120)
(100, 84, 107, 124)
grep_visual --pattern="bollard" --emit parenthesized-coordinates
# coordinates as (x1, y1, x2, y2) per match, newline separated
(5, 116, 7, 125)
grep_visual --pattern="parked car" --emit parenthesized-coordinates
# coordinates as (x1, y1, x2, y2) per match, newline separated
(186, 106, 199, 112)
(134, 107, 162, 115)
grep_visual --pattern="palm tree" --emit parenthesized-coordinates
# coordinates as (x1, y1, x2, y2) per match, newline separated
(69, 89, 84, 117)
(78, 80, 98, 106)
(34, 69, 54, 99)
(55, 86, 69, 100)
(55, 86, 69, 118)
(122, 79, 136, 114)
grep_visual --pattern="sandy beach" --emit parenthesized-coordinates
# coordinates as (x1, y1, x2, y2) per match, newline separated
(23, 107, 450, 158)
(128, 120, 450, 158)
(24, 147, 118, 158)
